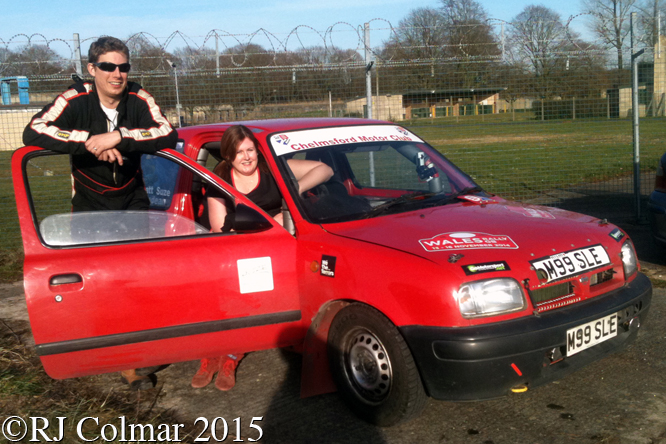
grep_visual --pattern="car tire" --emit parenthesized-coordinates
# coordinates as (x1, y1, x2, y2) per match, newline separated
(327, 303, 427, 426)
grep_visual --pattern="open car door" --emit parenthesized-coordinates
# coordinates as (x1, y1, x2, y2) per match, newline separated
(12, 147, 301, 379)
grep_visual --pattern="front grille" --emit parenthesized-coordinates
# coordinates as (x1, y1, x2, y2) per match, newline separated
(531, 282, 573, 305)
(531, 282, 577, 313)
(591, 269, 614, 286)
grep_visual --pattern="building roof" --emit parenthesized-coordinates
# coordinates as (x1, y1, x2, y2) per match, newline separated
(401, 87, 507, 98)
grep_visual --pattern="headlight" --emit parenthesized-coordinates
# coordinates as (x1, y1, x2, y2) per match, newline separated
(620, 240, 638, 278)
(456, 278, 525, 318)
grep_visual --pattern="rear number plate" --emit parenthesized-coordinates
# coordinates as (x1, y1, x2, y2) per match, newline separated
(566, 313, 618, 356)
(531, 245, 610, 283)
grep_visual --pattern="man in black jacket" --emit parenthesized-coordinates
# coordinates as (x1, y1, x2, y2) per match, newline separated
(23, 36, 177, 211)
(23, 36, 176, 390)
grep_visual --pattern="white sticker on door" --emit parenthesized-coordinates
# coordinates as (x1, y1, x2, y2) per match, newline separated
(237, 257, 274, 294)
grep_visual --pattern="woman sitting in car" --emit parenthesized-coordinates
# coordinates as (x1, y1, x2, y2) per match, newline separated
(207, 124, 333, 232)
(192, 124, 333, 391)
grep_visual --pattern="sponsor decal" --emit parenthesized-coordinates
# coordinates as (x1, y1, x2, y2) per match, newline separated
(273, 134, 290, 145)
(270, 125, 424, 156)
(56, 131, 70, 139)
(396, 126, 410, 136)
(237, 257, 274, 294)
(321, 255, 337, 277)
(609, 228, 625, 242)
(419, 232, 519, 252)
(462, 261, 511, 275)
(459, 195, 498, 204)
(141, 130, 152, 137)
(504, 206, 555, 219)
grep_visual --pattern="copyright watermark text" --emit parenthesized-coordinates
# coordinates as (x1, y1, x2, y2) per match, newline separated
(1, 415, 263, 442)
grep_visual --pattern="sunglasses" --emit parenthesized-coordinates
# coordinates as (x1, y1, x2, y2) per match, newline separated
(93, 62, 131, 73)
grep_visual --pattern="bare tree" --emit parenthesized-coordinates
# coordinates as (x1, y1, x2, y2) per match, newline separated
(172, 46, 217, 71)
(440, 0, 500, 59)
(507, 5, 575, 97)
(440, 0, 489, 23)
(2, 44, 68, 77)
(582, 0, 637, 69)
(0, 47, 11, 76)
(636, 0, 664, 47)
(125, 34, 172, 72)
(385, 7, 448, 61)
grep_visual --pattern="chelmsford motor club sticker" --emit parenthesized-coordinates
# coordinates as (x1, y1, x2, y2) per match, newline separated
(270, 125, 424, 156)
(419, 232, 519, 252)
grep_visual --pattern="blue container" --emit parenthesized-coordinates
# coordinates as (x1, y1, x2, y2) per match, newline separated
(17, 77, 29, 104)
(0, 81, 10, 105)
(0, 76, 30, 105)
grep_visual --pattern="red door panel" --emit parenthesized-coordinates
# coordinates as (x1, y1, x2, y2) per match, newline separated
(13, 147, 302, 378)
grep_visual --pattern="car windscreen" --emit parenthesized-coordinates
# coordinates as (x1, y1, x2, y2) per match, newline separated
(268, 125, 480, 223)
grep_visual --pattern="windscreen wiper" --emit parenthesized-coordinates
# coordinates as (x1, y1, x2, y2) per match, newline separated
(423, 186, 485, 207)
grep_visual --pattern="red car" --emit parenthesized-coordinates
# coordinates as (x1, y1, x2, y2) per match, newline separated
(13, 118, 652, 426)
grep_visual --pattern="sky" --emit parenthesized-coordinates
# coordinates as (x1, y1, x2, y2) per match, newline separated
(1, 0, 587, 54)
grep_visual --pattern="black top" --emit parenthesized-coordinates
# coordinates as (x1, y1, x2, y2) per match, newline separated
(208, 169, 282, 217)
(23, 81, 177, 211)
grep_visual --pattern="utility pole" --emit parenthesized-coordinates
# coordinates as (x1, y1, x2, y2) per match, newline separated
(631, 12, 646, 221)
(167, 60, 182, 128)
(73, 33, 82, 76)
(364, 22, 375, 186)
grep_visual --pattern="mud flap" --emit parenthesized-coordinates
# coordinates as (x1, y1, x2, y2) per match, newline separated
(300, 300, 350, 398)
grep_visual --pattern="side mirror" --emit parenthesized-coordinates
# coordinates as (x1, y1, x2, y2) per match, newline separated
(233, 203, 273, 233)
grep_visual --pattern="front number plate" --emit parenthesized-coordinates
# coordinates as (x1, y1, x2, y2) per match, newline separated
(566, 313, 618, 357)
(531, 245, 610, 283)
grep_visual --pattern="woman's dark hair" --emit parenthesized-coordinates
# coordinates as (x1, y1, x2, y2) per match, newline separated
(88, 36, 130, 64)
(213, 125, 269, 183)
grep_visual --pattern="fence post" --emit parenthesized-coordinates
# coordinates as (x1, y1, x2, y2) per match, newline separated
(73, 33, 82, 76)
(500, 23, 505, 61)
(215, 34, 220, 77)
(328, 91, 332, 118)
(167, 60, 182, 128)
(364, 23, 373, 120)
(364, 23, 375, 186)
(573, 97, 576, 120)
(631, 12, 646, 222)
(541, 100, 545, 121)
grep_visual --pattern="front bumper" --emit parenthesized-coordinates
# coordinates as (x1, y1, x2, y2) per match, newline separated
(400, 272, 652, 401)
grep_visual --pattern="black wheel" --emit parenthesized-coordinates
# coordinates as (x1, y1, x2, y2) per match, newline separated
(328, 303, 427, 426)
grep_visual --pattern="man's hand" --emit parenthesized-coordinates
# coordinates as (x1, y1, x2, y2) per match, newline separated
(98, 148, 124, 165)
(85, 131, 122, 159)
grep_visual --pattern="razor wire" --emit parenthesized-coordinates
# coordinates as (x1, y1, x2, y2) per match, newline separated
(0, 16, 656, 77)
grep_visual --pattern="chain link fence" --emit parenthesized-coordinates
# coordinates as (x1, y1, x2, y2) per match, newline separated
(1, 21, 664, 250)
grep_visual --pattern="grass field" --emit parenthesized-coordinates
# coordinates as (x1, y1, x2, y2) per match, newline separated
(409, 116, 663, 200)
(0, 116, 663, 282)
(0, 319, 199, 443)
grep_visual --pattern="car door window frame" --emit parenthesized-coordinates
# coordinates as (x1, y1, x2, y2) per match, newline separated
(20, 148, 277, 249)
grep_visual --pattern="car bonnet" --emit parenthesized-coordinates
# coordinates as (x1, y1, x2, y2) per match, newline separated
(321, 200, 627, 273)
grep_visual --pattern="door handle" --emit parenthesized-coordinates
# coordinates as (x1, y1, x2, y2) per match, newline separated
(49, 274, 83, 286)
